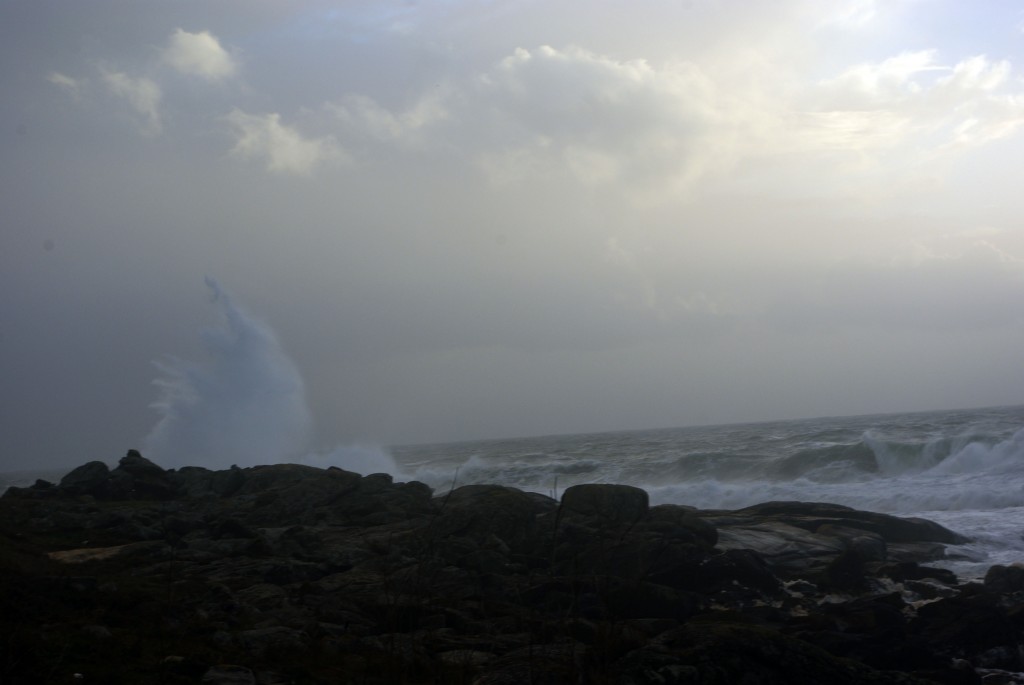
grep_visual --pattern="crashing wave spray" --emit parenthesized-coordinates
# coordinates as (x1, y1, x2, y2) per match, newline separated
(143, 278, 401, 476)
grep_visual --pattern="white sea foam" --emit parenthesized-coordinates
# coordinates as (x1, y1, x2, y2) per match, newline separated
(395, 408, 1024, 578)
(927, 427, 1024, 476)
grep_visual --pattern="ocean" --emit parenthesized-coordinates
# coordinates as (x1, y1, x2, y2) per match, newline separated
(5, 404, 1024, 580)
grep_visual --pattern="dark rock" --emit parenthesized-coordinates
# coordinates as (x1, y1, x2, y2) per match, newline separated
(173, 464, 247, 497)
(431, 484, 553, 557)
(111, 450, 179, 500)
(473, 642, 587, 685)
(238, 626, 307, 657)
(4, 455, 994, 685)
(358, 472, 393, 493)
(910, 592, 1018, 665)
(560, 483, 649, 526)
(620, 622, 937, 684)
(647, 504, 718, 547)
(59, 460, 110, 494)
(710, 519, 847, 577)
(698, 548, 783, 595)
(879, 561, 959, 585)
(116, 449, 165, 477)
(823, 546, 870, 592)
(984, 564, 1024, 594)
(201, 665, 256, 684)
(735, 501, 969, 545)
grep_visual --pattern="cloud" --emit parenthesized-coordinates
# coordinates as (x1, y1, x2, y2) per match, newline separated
(225, 109, 344, 175)
(331, 90, 449, 144)
(162, 28, 238, 81)
(321, 41, 1023, 201)
(806, 52, 1024, 157)
(101, 68, 162, 134)
(818, 50, 943, 104)
(318, 44, 742, 196)
(472, 45, 732, 194)
(829, 0, 880, 28)
(47, 71, 82, 95)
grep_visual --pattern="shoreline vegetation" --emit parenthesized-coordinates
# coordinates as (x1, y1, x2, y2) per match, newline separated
(2, 451, 1023, 684)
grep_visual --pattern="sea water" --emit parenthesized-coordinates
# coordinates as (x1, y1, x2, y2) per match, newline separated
(396, 404, 1024, 580)
(5, 405, 1024, 580)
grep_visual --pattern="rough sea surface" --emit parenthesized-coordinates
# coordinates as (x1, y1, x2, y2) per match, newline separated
(396, 404, 1024, 579)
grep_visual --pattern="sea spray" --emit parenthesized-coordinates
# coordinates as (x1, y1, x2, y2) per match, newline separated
(143, 278, 402, 477)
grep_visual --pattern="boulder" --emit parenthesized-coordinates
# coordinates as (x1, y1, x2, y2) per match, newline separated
(115, 450, 165, 478)
(734, 501, 969, 545)
(59, 461, 111, 495)
(111, 450, 178, 499)
(647, 504, 718, 547)
(984, 564, 1024, 595)
(201, 665, 256, 685)
(428, 484, 554, 564)
(560, 484, 649, 526)
(171, 465, 245, 497)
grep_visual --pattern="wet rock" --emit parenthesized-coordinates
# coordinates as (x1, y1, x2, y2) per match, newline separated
(202, 665, 256, 684)
(698, 548, 783, 595)
(430, 484, 554, 558)
(3, 453, 1009, 685)
(59, 461, 111, 495)
(734, 501, 969, 545)
(647, 504, 718, 547)
(560, 483, 649, 526)
(985, 564, 1024, 594)
(238, 626, 307, 657)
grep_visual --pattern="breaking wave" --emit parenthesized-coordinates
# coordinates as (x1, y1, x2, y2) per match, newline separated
(143, 279, 401, 477)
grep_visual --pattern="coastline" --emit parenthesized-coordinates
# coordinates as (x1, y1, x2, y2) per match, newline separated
(3, 451, 1023, 683)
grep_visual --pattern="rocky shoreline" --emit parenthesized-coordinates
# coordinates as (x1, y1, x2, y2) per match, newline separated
(2, 451, 1023, 684)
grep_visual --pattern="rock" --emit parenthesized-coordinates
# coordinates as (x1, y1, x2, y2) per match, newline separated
(116, 449, 165, 478)
(698, 548, 783, 595)
(202, 665, 256, 684)
(112, 450, 178, 499)
(560, 483, 649, 525)
(59, 460, 111, 494)
(619, 622, 937, 684)
(734, 501, 969, 545)
(704, 501, 969, 579)
(647, 504, 718, 547)
(984, 564, 1024, 594)
(472, 642, 587, 685)
(711, 519, 847, 577)
(430, 484, 554, 559)
(2, 455, 999, 685)
(238, 626, 307, 657)
(910, 591, 1018, 667)
(823, 547, 871, 592)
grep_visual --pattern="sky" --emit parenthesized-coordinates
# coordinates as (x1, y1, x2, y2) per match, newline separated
(3, 0, 1024, 471)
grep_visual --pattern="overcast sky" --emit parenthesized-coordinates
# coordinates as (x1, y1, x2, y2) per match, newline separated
(4, 0, 1024, 471)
